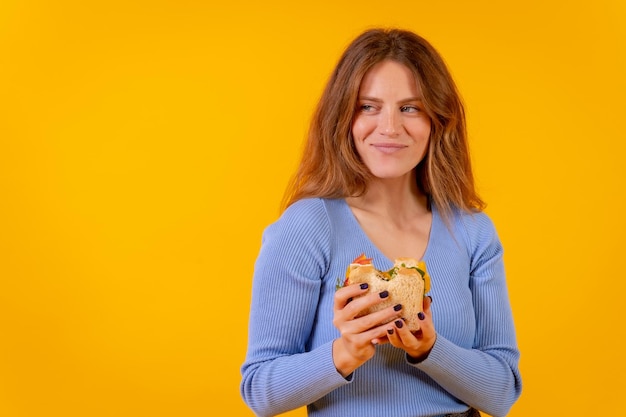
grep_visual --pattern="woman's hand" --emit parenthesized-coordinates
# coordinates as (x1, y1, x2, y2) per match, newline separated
(332, 283, 403, 377)
(383, 295, 436, 362)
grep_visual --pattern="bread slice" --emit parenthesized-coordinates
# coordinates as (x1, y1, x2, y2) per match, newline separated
(347, 258, 426, 331)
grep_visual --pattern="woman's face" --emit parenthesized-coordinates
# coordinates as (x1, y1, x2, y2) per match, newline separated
(351, 60, 431, 181)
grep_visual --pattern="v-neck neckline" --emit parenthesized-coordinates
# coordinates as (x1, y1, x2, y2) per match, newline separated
(339, 198, 437, 268)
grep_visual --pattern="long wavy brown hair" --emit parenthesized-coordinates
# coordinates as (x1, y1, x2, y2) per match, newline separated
(281, 28, 485, 220)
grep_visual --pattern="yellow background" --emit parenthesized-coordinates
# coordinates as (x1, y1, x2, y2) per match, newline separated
(1, 1, 624, 416)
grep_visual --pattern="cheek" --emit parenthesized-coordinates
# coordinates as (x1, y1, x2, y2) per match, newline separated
(407, 120, 432, 146)
(351, 116, 375, 141)
(410, 117, 431, 135)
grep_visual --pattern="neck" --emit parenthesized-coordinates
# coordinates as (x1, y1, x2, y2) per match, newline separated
(347, 175, 429, 219)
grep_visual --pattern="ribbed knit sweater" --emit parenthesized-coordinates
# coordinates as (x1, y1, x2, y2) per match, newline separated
(241, 198, 522, 417)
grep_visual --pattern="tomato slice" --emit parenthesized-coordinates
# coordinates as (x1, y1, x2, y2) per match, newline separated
(351, 253, 372, 265)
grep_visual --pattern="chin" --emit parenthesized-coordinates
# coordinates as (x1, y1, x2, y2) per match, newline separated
(365, 162, 416, 179)
(368, 170, 414, 180)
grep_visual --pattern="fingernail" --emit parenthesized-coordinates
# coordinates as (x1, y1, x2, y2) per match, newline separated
(418, 312, 426, 320)
(394, 320, 403, 328)
(360, 283, 369, 290)
(379, 290, 389, 299)
(387, 328, 394, 335)
(393, 303, 402, 311)
(428, 295, 433, 303)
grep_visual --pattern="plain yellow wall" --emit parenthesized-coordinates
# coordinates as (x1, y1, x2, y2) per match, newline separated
(1, 1, 625, 416)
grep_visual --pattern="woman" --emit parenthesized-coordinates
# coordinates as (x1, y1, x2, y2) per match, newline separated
(240, 28, 522, 417)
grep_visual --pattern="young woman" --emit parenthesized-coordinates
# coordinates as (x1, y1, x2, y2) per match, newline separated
(240, 28, 522, 417)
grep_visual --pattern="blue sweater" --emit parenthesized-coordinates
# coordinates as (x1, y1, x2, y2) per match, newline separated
(241, 198, 522, 417)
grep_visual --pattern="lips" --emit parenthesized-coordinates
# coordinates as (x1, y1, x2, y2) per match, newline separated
(371, 142, 407, 154)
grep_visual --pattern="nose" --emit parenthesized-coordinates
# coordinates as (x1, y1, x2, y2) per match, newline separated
(380, 109, 401, 137)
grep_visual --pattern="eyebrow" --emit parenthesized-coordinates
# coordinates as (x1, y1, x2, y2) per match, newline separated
(358, 96, 424, 103)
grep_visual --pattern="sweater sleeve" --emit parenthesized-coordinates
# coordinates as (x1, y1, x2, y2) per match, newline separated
(412, 213, 522, 417)
(240, 199, 350, 417)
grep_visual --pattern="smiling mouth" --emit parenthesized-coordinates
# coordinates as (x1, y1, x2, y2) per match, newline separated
(371, 143, 407, 154)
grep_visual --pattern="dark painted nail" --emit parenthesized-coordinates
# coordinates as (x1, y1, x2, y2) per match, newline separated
(418, 312, 426, 320)
(360, 283, 369, 290)
(387, 328, 394, 335)
(393, 303, 402, 311)
(395, 320, 403, 328)
(379, 290, 389, 299)
(428, 295, 433, 303)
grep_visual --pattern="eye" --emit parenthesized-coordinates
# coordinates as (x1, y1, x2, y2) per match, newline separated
(360, 104, 375, 112)
(400, 105, 420, 113)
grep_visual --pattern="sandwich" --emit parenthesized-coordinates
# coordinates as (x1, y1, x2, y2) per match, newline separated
(339, 253, 430, 331)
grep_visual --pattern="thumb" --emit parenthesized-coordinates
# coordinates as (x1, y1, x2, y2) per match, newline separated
(423, 295, 433, 314)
